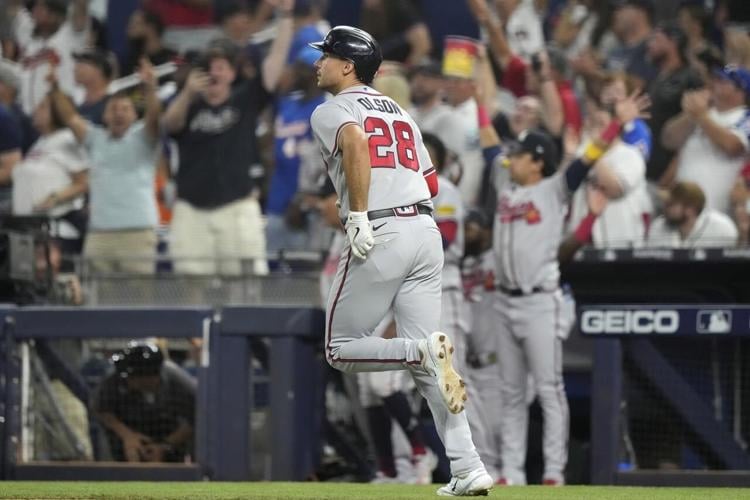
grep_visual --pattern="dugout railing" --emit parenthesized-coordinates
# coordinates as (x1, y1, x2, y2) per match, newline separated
(566, 248, 750, 487)
(0, 304, 324, 482)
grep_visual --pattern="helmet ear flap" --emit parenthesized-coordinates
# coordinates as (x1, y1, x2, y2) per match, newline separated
(342, 59, 357, 80)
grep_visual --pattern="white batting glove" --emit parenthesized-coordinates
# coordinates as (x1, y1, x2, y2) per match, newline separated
(345, 211, 374, 260)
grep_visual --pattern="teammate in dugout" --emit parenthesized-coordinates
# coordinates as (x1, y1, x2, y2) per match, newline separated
(423, 132, 496, 480)
(478, 91, 650, 485)
(308, 26, 494, 495)
(459, 209, 503, 479)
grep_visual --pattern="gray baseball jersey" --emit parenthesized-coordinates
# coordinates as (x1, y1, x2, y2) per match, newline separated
(493, 173, 567, 292)
(492, 170, 570, 484)
(311, 84, 484, 478)
(310, 85, 433, 216)
(433, 176, 464, 290)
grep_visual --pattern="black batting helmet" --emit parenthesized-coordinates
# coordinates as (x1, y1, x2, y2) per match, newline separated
(308, 25, 382, 84)
(112, 341, 164, 379)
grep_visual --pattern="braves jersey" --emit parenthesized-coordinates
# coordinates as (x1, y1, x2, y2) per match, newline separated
(433, 176, 465, 289)
(310, 85, 433, 216)
(462, 250, 496, 305)
(493, 173, 568, 292)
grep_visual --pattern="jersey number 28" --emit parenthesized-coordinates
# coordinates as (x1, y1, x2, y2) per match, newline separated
(364, 117, 419, 172)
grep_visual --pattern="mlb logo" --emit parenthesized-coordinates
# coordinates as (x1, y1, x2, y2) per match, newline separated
(697, 310, 732, 334)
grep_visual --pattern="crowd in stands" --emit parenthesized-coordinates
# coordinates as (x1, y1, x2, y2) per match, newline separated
(3, 0, 750, 480)
(0, 0, 748, 282)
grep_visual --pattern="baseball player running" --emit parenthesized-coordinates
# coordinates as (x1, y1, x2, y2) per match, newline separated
(308, 26, 492, 495)
(489, 94, 650, 486)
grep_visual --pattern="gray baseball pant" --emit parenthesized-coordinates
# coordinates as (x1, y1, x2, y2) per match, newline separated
(326, 215, 483, 477)
(494, 289, 569, 484)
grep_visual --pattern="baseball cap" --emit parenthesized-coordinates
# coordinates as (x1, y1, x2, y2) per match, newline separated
(508, 130, 559, 177)
(73, 49, 115, 80)
(713, 64, 750, 96)
(0, 59, 20, 90)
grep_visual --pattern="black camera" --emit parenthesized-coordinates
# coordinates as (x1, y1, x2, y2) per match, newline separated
(531, 53, 543, 74)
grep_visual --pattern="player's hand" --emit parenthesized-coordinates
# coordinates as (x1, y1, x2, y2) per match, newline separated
(345, 211, 374, 260)
(185, 69, 210, 97)
(121, 429, 152, 462)
(614, 90, 651, 124)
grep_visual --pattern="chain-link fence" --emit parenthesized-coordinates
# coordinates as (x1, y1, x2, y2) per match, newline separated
(76, 254, 325, 308)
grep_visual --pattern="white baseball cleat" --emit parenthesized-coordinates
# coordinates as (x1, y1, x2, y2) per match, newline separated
(437, 468, 494, 496)
(420, 332, 467, 414)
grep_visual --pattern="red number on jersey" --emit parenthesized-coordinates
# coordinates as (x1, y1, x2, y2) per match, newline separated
(392, 120, 419, 172)
(363, 117, 420, 171)
(363, 117, 395, 168)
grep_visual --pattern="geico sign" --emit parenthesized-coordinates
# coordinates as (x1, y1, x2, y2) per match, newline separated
(581, 310, 679, 334)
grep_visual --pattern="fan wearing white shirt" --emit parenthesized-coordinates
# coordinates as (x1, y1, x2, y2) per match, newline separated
(647, 181, 739, 248)
(495, 0, 545, 61)
(662, 65, 750, 215)
(566, 99, 651, 248)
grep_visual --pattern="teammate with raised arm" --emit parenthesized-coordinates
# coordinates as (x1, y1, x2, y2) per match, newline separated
(308, 26, 493, 496)
(491, 92, 650, 486)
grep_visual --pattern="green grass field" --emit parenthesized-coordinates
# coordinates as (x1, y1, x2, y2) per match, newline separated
(2, 482, 750, 500)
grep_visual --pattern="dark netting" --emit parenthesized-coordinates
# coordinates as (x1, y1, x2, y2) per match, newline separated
(20, 337, 198, 464)
(621, 337, 750, 471)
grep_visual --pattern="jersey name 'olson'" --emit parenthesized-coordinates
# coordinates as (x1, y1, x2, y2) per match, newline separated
(356, 97, 403, 115)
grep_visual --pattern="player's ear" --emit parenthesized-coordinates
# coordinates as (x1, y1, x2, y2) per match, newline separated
(342, 60, 356, 79)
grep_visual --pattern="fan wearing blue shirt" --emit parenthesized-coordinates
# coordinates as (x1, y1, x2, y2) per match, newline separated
(49, 60, 162, 275)
(266, 46, 326, 253)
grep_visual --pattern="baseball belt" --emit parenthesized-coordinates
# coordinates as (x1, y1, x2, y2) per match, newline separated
(367, 203, 433, 221)
(342, 204, 433, 225)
